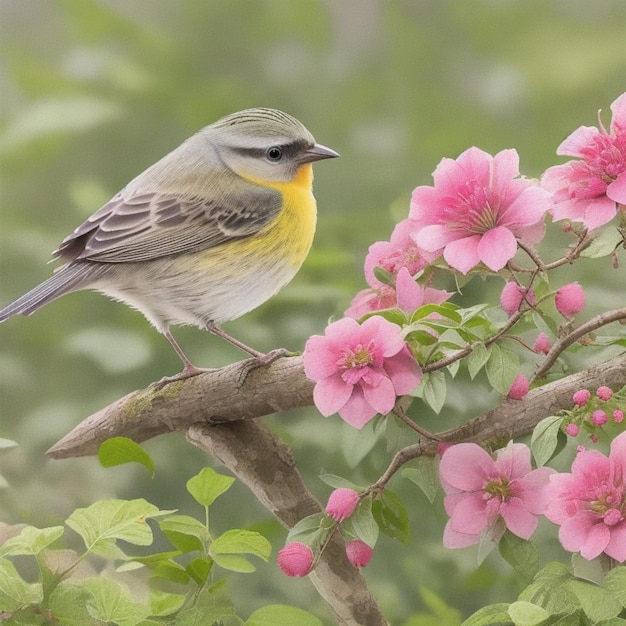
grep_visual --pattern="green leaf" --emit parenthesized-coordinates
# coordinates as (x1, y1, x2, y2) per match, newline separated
(373, 265, 396, 287)
(418, 586, 462, 624)
(210, 553, 257, 573)
(342, 495, 379, 548)
(568, 579, 622, 622)
(0, 525, 64, 557)
(402, 455, 439, 504)
(462, 603, 513, 625)
(519, 562, 579, 614)
(466, 342, 490, 380)
(0, 557, 43, 612)
(581, 226, 623, 258)
(0, 438, 18, 449)
(341, 418, 382, 468)
(149, 589, 186, 617)
(285, 513, 330, 545)
(47, 582, 93, 625)
(498, 531, 539, 581)
(210, 530, 271, 562)
(507, 601, 550, 626)
(530, 415, 563, 467)
(602, 566, 626, 608)
(98, 437, 155, 477)
(186, 466, 235, 507)
(246, 604, 323, 626)
(185, 556, 213, 585)
(371, 490, 409, 543)
(158, 515, 210, 553)
(318, 473, 362, 491)
(66, 498, 166, 559)
(81, 577, 151, 626)
(485, 343, 519, 395)
(414, 370, 447, 414)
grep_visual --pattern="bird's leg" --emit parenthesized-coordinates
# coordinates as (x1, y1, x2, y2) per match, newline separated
(205, 320, 293, 384)
(152, 327, 213, 387)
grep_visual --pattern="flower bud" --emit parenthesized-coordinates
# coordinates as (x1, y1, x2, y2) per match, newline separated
(596, 386, 613, 401)
(565, 423, 579, 437)
(500, 282, 535, 316)
(325, 488, 360, 522)
(572, 389, 591, 407)
(591, 410, 608, 426)
(533, 332, 551, 355)
(555, 283, 585, 318)
(613, 409, 624, 423)
(345, 540, 374, 569)
(277, 542, 314, 577)
(507, 374, 529, 400)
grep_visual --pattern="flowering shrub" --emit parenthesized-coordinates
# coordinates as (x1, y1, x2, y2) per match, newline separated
(289, 92, 626, 624)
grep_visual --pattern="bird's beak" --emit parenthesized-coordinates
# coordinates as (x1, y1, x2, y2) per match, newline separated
(304, 143, 340, 163)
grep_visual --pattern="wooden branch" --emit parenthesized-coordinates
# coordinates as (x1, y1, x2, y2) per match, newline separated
(187, 421, 387, 626)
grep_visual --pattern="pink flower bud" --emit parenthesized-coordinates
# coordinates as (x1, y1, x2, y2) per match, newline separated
(277, 542, 314, 577)
(555, 283, 585, 318)
(596, 386, 613, 401)
(507, 374, 529, 400)
(533, 332, 551, 355)
(500, 282, 535, 316)
(565, 423, 579, 437)
(345, 540, 374, 569)
(436, 442, 452, 457)
(613, 409, 624, 423)
(591, 410, 608, 426)
(573, 389, 591, 407)
(325, 488, 360, 522)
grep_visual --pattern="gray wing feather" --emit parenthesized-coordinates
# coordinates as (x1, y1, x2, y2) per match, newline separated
(53, 181, 281, 264)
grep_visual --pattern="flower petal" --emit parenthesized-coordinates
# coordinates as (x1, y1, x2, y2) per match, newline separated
(476, 226, 518, 272)
(338, 386, 378, 429)
(442, 235, 481, 274)
(439, 443, 494, 491)
(313, 375, 353, 417)
(500, 497, 538, 540)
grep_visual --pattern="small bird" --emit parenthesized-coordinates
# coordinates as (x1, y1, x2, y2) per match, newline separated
(0, 108, 339, 383)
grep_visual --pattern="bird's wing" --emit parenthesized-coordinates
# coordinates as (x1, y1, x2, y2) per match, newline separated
(53, 182, 282, 264)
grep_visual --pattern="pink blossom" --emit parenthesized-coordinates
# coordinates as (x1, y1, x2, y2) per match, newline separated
(613, 409, 624, 423)
(533, 332, 552, 355)
(566, 423, 580, 437)
(500, 282, 536, 316)
(555, 283, 585, 318)
(345, 267, 450, 318)
(303, 316, 422, 429)
(591, 410, 608, 426)
(277, 542, 314, 577)
(345, 540, 374, 569)
(364, 219, 437, 288)
(596, 386, 613, 401)
(439, 442, 555, 548)
(326, 488, 360, 522)
(541, 93, 626, 230)
(573, 389, 591, 407)
(410, 147, 551, 274)
(545, 431, 626, 562)
(507, 374, 530, 400)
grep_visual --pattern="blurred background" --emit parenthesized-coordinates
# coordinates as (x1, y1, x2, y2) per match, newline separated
(1, 1, 626, 623)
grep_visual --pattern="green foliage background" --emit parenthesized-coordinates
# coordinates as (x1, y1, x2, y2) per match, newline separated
(2, 1, 626, 622)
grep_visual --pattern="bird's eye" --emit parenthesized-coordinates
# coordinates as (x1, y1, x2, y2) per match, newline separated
(266, 146, 283, 162)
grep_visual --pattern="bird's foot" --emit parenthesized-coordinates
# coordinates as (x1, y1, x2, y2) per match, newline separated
(237, 348, 295, 386)
(151, 364, 215, 390)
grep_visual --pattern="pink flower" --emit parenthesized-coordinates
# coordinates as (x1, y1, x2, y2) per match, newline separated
(533, 332, 552, 355)
(596, 386, 613, 401)
(541, 93, 626, 230)
(555, 283, 585, 318)
(277, 542, 314, 577)
(410, 147, 551, 274)
(303, 316, 422, 429)
(325, 488, 360, 522)
(345, 540, 374, 569)
(573, 389, 591, 407)
(500, 282, 536, 316)
(439, 442, 555, 548)
(566, 423, 580, 437)
(364, 219, 436, 288)
(545, 431, 626, 562)
(591, 410, 608, 426)
(507, 374, 529, 400)
(613, 410, 624, 423)
(345, 267, 451, 318)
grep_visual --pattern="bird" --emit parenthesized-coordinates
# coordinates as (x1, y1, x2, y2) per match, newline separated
(0, 107, 339, 383)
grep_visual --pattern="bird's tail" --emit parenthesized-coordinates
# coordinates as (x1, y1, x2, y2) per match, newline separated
(0, 263, 104, 322)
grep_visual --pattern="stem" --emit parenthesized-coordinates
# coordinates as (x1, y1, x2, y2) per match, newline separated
(392, 405, 442, 441)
